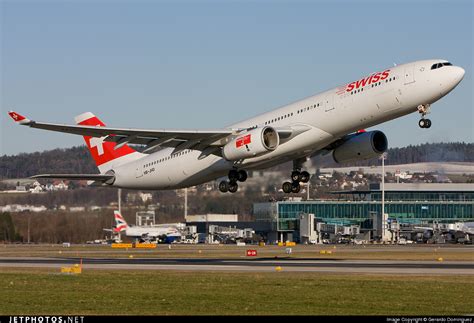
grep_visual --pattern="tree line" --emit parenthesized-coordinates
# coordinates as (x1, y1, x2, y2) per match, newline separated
(379, 142, 474, 165)
(0, 146, 97, 179)
(7, 210, 113, 243)
(0, 212, 20, 242)
(1, 142, 473, 179)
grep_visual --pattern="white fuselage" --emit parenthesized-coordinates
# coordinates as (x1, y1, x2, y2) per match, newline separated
(124, 224, 184, 238)
(112, 59, 464, 190)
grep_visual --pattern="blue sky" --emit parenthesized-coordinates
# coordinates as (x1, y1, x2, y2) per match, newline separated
(1, 0, 473, 156)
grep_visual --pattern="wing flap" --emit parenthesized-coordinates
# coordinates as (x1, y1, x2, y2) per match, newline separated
(31, 174, 115, 183)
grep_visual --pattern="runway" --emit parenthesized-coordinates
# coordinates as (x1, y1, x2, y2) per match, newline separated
(1, 257, 473, 274)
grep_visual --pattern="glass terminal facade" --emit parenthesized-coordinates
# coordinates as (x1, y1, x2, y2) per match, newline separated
(254, 183, 474, 231)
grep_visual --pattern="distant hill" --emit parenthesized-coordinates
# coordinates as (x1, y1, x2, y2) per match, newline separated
(314, 142, 474, 168)
(1, 142, 473, 179)
(0, 146, 97, 179)
(378, 142, 474, 165)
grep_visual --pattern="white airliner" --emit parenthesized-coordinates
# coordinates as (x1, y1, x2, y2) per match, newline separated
(112, 210, 183, 241)
(9, 59, 464, 193)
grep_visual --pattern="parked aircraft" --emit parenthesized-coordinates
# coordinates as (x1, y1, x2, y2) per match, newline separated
(112, 210, 184, 242)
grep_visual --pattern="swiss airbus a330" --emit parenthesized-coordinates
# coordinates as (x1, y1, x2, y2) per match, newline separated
(9, 59, 465, 193)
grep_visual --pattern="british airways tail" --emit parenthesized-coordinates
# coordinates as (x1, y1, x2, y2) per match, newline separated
(113, 210, 129, 232)
(74, 112, 145, 173)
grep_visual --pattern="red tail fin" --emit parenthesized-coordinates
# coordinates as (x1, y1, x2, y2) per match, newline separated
(75, 112, 139, 172)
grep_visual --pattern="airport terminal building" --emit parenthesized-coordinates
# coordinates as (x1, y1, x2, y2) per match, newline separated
(254, 183, 474, 240)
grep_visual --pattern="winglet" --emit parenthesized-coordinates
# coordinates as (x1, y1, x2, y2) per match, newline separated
(8, 111, 31, 125)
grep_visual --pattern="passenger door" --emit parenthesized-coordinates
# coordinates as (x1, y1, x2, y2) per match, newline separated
(135, 166, 143, 178)
(404, 64, 415, 85)
(324, 94, 335, 113)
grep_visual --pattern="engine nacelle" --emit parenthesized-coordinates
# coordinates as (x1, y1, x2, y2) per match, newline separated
(223, 126, 279, 161)
(332, 130, 388, 163)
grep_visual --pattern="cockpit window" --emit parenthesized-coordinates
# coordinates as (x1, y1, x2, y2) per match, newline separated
(431, 62, 453, 70)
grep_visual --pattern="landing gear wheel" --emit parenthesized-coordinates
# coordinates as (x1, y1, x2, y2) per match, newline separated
(291, 171, 301, 182)
(418, 119, 426, 128)
(228, 170, 239, 182)
(228, 182, 238, 193)
(300, 171, 310, 183)
(291, 183, 301, 193)
(425, 119, 432, 128)
(417, 104, 432, 129)
(237, 170, 248, 182)
(282, 182, 293, 194)
(419, 119, 432, 129)
(219, 181, 229, 193)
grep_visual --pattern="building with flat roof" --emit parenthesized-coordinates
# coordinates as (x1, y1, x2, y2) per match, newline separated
(254, 183, 474, 241)
(185, 214, 239, 223)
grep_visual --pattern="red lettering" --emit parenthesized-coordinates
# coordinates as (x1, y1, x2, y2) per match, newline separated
(380, 69, 390, 80)
(356, 77, 370, 89)
(372, 72, 381, 83)
(345, 69, 391, 92)
(346, 82, 355, 92)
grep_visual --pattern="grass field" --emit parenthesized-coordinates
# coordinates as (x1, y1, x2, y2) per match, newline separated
(1, 268, 473, 315)
(1, 244, 473, 261)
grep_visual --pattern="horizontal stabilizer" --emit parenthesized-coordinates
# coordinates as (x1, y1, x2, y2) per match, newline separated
(31, 173, 115, 184)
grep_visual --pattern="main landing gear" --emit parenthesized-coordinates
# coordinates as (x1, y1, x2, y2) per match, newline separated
(282, 170, 310, 194)
(219, 169, 247, 193)
(417, 104, 432, 129)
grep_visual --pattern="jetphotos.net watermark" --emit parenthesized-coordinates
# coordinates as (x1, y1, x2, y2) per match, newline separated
(7, 317, 84, 323)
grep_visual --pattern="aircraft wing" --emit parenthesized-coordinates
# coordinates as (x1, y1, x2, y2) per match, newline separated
(8, 111, 301, 154)
(31, 174, 115, 182)
(8, 111, 233, 153)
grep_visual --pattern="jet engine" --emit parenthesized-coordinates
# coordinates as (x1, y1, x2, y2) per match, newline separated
(223, 126, 279, 161)
(332, 130, 388, 163)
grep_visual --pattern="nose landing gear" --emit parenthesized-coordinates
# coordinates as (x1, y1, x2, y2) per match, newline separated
(219, 169, 248, 193)
(418, 118, 432, 129)
(417, 104, 432, 129)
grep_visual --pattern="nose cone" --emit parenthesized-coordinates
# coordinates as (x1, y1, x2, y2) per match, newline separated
(452, 66, 465, 85)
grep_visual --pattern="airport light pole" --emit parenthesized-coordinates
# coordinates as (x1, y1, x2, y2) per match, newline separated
(306, 181, 310, 201)
(380, 153, 386, 217)
(184, 188, 188, 219)
(380, 152, 387, 241)
(27, 213, 30, 244)
(118, 188, 122, 214)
